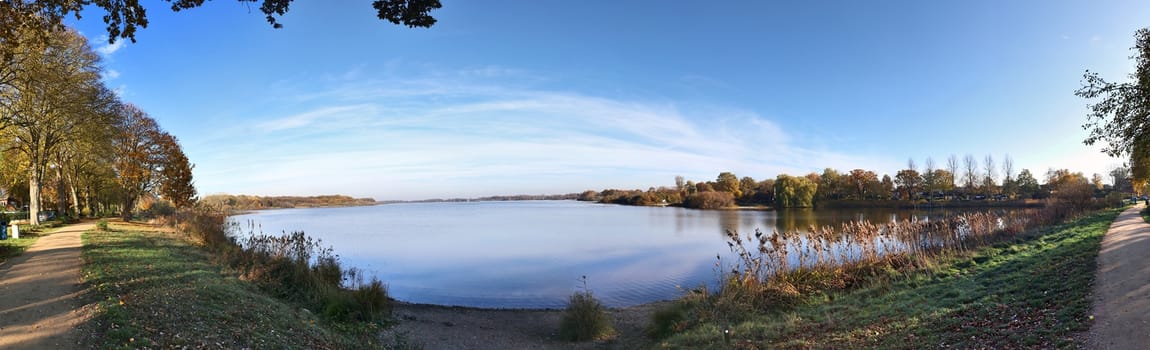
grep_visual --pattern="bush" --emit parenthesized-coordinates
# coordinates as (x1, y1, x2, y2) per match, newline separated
(646, 302, 690, 339)
(558, 290, 615, 342)
(96, 219, 109, 231)
(165, 207, 392, 323)
(683, 192, 735, 209)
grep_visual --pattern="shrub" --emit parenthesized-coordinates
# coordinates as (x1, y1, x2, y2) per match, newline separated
(96, 219, 109, 231)
(646, 302, 690, 339)
(558, 290, 615, 342)
(559, 276, 615, 342)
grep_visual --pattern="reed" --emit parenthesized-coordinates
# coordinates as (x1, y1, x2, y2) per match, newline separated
(164, 207, 391, 323)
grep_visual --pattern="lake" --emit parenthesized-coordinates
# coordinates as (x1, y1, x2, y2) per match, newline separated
(232, 200, 985, 308)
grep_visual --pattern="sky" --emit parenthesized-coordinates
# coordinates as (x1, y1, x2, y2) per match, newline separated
(69, 0, 1150, 200)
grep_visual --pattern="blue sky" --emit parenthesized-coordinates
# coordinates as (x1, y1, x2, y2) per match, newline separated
(72, 1, 1150, 200)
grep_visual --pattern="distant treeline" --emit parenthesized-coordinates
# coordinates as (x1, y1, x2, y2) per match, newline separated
(201, 194, 377, 211)
(580, 155, 1132, 210)
(379, 193, 580, 204)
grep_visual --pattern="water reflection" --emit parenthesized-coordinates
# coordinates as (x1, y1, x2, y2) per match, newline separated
(233, 201, 1021, 308)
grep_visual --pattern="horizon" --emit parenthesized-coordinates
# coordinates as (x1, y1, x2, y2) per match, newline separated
(68, 1, 1150, 201)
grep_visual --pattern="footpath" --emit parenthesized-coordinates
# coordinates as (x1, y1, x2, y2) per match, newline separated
(1090, 205, 1150, 349)
(0, 223, 94, 349)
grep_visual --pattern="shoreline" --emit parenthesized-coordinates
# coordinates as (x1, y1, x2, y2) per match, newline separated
(387, 300, 669, 348)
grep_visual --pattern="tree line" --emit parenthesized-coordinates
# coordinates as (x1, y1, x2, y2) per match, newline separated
(200, 194, 377, 211)
(0, 26, 195, 224)
(581, 154, 1126, 209)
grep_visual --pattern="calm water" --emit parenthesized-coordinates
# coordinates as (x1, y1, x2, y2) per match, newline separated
(232, 200, 976, 308)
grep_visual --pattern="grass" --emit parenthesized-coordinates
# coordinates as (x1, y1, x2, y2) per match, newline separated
(655, 208, 1121, 349)
(0, 232, 38, 265)
(81, 221, 392, 349)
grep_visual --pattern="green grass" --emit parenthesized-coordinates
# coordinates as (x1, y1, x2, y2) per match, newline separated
(657, 208, 1120, 349)
(0, 233, 38, 265)
(81, 223, 391, 349)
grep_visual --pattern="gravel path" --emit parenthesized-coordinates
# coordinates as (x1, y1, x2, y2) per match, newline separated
(0, 223, 94, 349)
(1090, 205, 1150, 349)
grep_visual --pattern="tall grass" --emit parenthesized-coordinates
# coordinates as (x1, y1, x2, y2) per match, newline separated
(649, 192, 1118, 339)
(165, 206, 391, 323)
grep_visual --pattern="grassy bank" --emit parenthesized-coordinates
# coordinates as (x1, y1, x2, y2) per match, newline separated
(81, 222, 393, 349)
(655, 208, 1119, 349)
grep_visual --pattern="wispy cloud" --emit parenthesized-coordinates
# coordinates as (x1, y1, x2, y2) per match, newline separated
(193, 68, 897, 199)
(96, 39, 126, 57)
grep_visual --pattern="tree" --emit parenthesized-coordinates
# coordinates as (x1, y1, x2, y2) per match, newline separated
(946, 154, 959, 189)
(880, 174, 894, 200)
(715, 172, 741, 197)
(1110, 165, 1132, 193)
(157, 133, 197, 208)
(738, 176, 757, 201)
(1079, 28, 1150, 155)
(923, 157, 936, 200)
(1016, 169, 1040, 198)
(753, 179, 775, 204)
(1001, 154, 1016, 199)
(817, 168, 843, 200)
(931, 169, 955, 197)
(1, 0, 442, 46)
(894, 169, 922, 201)
(674, 175, 685, 193)
(111, 104, 167, 220)
(0, 28, 113, 224)
(1092, 173, 1105, 191)
(847, 169, 878, 200)
(982, 154, 997, 194)
(962, 154, 979, 194)
(774, 174, 817, 208)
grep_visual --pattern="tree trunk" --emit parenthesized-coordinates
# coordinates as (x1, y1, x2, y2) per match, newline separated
(121, 193, 134, 221)
(65, 170, 80, 217)
(28, 163, 40, 226)
(55, 167, 67, 218)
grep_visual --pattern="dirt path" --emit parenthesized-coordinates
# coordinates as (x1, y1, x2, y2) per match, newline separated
(1090, 205, 1150, 349)
(0, 223, 94, 349)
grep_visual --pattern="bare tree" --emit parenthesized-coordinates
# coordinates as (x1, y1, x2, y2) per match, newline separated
(947, 154, 959, 188)
(907, 158, 917, 173)
(963, 154, 978, 193)
(1002, 154, 1014, 182)
(1002, 154, 1016, 198)
(923, 157, 936, 201)
(983, 154, 997, 195)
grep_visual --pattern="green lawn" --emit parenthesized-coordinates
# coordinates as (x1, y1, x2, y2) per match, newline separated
(81, 223, 390, 349)
(658, 208, 1119, 349)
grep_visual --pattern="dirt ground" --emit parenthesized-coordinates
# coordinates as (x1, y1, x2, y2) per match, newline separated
(383, 301, 668, 349)
(1089, 204, 1150, 349)
(0, 223, 95, 349)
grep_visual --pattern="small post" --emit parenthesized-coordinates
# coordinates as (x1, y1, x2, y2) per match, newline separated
(11, 223, 18, 239)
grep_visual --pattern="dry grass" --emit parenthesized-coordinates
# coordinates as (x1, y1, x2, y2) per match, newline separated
(650, 193, 1117, 346)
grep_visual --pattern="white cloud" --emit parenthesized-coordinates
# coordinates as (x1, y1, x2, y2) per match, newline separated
(192, 70, 897, 200)
(96, 39, 126, 57)
(103, 69, 121, 80)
